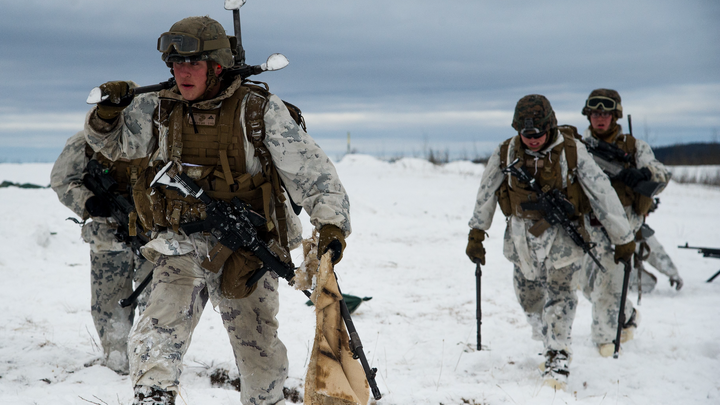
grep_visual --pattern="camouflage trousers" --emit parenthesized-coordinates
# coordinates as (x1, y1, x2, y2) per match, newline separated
(128, 253, 288, 405)
(575, 224, 635, 345)
(513, 262, 578, 354)
(83, 221, 153, 374)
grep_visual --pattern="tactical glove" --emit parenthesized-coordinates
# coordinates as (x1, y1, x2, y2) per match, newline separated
(85, 196, 112, 218)
(669, 275, 684, 291)
(614, 240, 636, 264)
(96, 81, 134, 121)
(318, 224, 346, 265)
(465, 228, 486, 265)
(616, 167, 652, 189)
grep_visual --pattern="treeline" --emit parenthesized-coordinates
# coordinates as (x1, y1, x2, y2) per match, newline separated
(652, 142, 720, 165)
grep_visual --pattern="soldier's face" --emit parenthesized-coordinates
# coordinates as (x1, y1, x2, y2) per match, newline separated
(590, 111, 613, 132)
(173, 61, 209, 101)
(521, 133, 547, 151)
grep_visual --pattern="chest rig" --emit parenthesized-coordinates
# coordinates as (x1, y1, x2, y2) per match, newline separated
(136, 82, 290, 250)
(496, 128, 591, 228)
(85, 144, 148, 235)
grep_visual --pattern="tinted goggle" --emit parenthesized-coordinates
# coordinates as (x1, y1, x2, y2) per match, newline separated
(520, 118, 547, 139)
(586, 96, 617, 111)
(157, 32, 230, 55)
(520, 129, 546, 139)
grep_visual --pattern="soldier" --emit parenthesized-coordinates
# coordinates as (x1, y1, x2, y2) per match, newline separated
(465, 95, 635, 388)
(83, 16, 350, 405)
(50, 131, 153, 375)
(575, 89, 671, 357)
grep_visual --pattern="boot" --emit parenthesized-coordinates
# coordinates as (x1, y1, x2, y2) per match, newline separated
(541, 349, 570, 390)
(598, 308, 641, 357)
(620, 308, 640, 343)
(133, 385, 176, 405)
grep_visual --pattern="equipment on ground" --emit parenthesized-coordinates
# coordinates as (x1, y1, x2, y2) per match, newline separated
(678, 243, 720, 282)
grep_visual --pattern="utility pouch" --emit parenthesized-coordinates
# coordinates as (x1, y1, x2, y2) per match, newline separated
(219, 250, 262, 299)
(496, 186, 512, 217)
(528, 219, 551, 237)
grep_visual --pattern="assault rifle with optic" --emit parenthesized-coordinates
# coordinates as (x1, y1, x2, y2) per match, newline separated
(501, 158, 605, 271)
(83, 159, 149, 257)
(150, 161, 382, 399)
(582, 139, 664, 198)
(678, 243, 720, 282)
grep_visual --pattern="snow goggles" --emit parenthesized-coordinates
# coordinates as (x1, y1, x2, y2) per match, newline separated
(520, 118, 547, 139)
(585, 96, 617, 111)
(157, 32, 230, 55)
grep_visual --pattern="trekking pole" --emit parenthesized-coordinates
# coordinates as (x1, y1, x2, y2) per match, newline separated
(613, 259, 633, 358)
(475, 261, 482, 350)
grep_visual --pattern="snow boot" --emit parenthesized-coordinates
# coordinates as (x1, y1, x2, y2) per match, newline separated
(620, 308, 640, 343)
(541, 349, 570, 390)
(133, 386, 176, 405)
(598, 308, 641, 357)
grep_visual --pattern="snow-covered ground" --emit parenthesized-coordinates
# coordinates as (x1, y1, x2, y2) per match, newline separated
(0, 157, 719, 405)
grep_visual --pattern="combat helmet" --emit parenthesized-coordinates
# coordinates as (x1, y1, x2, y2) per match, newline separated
(582, 88, 623, 119)
(158, 16, 235, 68)
(511, 94, 557, 136)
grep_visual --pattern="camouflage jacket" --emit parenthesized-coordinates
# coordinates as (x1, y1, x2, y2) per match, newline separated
(50, 131, 128, 252)
(84, 76, 350, 258)
(469, 130, 634, 279)
(584, 126, 671, 233)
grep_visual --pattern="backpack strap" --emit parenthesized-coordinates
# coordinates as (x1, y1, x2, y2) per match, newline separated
(244, 89, 291, 251)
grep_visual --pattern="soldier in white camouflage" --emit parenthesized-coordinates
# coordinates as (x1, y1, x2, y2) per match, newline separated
(50, 131, 153, 375)
(83, 16, 350, 405)
(575, 89, 672, 357)
(465, 95, 635, 388)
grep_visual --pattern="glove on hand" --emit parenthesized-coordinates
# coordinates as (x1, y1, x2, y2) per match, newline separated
(96, 81, 134, 121)
(85, 196, 112, 217)
(617, 167, 652, 189)
(669, 275, 684, 291)
(614, 240, 636, 264)
(318, 225, 346, 265)
(465, 228, 486, 265)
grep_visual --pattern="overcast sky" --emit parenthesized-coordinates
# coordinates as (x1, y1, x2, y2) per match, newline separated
(1, 0, 719, 162)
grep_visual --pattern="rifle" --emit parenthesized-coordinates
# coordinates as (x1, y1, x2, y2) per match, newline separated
(678, 243, 720, 282)
(84, 159, 154, 308)
(501, 158, 605, 272)
(151, 161, 295, 286)
(152, 161, 382, 399)
(582, 139, 664, 198)
(83, 160, 149, 257)
(86, 0, 289, 104)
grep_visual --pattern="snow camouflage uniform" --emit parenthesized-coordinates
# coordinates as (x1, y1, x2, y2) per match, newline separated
(575, 89, 671, 349)
(50, 131, 153, 375)
(84, 52, 350, 405)
(468, 95, 634, 377)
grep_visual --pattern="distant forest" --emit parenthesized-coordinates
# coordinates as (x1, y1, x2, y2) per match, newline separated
(652, 142, 720, 165)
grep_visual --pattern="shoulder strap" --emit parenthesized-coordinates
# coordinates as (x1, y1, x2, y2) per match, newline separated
(244, 88, 290, 250)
